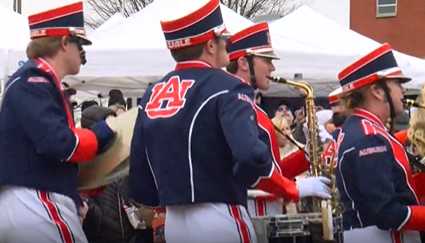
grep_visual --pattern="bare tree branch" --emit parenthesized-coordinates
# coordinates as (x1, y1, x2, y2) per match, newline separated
(86, 0, 153, 28)
(221, 0, 301, 19)
(86, 0, 300, 28)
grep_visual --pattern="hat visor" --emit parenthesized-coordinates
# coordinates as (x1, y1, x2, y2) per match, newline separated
(328, 87, 345, 103)
(252, 51, 280, 60)
(384, 75, 411, 83)
(76, 34, 92, 45)
(217, 30, 232, 42)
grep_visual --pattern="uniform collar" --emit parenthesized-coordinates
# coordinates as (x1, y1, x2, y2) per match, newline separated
(254, 103, 267, 114)
(174, 60, 212, 71)
(226, 71, 250, 85)
(353, 108, 386, 129)
(35, 57, 62, 90)
(35, 57, 75, 127)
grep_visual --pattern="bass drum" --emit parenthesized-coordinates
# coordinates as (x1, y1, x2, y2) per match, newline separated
(251, 213, 343, 243)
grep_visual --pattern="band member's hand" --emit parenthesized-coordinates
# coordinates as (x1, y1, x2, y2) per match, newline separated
(296, 176, 331, 199)
(80, 105, 116, 129)
(79, 200, 89, 223)
(90, 120, 116, 153)
(135, 205, 155, 228)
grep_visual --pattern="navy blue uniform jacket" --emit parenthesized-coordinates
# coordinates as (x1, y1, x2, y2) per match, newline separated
(129, 60, 273, 207)
(0, 58, 99, 204)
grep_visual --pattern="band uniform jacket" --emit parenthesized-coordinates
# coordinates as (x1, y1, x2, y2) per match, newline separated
(129, 60, 274, 207)
(248, 105, 309, 216)
(0, 58, 99, 204)
(335, 108, 421, 243)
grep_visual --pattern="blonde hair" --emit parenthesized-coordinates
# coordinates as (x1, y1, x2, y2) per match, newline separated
(26, 37, 63, 59)
(272, 115, 289, 133)
(408, 87, 425, 156)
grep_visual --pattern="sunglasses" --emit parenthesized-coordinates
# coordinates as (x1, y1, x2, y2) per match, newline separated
(69, 36, 87, 65)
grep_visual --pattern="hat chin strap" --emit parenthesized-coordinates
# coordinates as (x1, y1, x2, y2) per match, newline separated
(246, 55, 257, 90)
(379, 82, 396, 134)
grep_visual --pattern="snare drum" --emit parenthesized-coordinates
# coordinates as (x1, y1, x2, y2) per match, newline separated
(251, 213, 343, 243)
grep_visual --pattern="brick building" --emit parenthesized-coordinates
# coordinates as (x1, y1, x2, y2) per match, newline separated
(351, 0, 425, 58)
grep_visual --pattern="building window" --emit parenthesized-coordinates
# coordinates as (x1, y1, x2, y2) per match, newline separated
(377, 0, 397, 17)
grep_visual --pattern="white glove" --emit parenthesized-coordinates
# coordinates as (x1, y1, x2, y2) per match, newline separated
(296, 176, 331, 199)
(247, 190, 273, 198)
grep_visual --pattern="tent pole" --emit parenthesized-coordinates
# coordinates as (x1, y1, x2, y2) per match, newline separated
(1, 50, 9, 101)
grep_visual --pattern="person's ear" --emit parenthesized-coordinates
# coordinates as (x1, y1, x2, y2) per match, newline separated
(370, 83, 387, 102)
(204, 39, 216, 55)
(237, 57, 249, 71)
(60, 36, 69, 51)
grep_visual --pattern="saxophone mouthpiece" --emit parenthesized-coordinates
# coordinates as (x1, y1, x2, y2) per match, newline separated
(403, 98, 425, 109)
(267, 75, 287, 83)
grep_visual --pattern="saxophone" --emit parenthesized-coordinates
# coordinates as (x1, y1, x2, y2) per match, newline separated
(267, 76, 338, 241)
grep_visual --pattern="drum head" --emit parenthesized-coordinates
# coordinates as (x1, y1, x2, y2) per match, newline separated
(78, 108, 138, 190)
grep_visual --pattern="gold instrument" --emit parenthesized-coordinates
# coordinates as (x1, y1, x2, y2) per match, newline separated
(267, 75, 338, 241)
(403, 98, 425, 109)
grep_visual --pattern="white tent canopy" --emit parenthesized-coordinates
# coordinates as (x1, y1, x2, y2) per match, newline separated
(0, 6, 28, 97)
(91, 13, 126, 34)
(67, 2, 350, 97)
(266, 6, 425, 97)
(0, 6, 29, 78)
(0, 6, 29, 50)
(59, 1, 255, 96)
(5, 4, 425, 98)
(78, 1, 337, 97)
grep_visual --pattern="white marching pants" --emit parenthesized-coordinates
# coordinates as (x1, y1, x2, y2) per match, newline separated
(165, 203, 257, 243)
(344, 226, 421, 243)
(247, 197, 284, 217)
(0, 186, 88, 243)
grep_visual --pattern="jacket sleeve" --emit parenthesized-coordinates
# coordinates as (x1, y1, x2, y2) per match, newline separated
(403, 205, 425, 230)
(217, 83, 273, 186)
(254, 165, 300, 201)
(412, 172, 425, 198)
(342, 135, 410, 230)
(280, 149, 309, 180)
(217, 84, 300, 201)
(8, 76, 98, 163)
(129, 106, 159, 207)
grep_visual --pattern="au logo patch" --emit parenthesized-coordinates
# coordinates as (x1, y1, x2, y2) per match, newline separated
(145, 76, 194, 119)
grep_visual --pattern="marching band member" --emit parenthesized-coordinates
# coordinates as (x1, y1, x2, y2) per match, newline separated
(328, 87, 348, 128)
(321, 88, 346, 173)
(335, 43, 425, 243)
(129, 1, 300, 242)
(226, 22, 331, 217)
(404, 93, 425, 204)
(0, 2, 115, 243)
